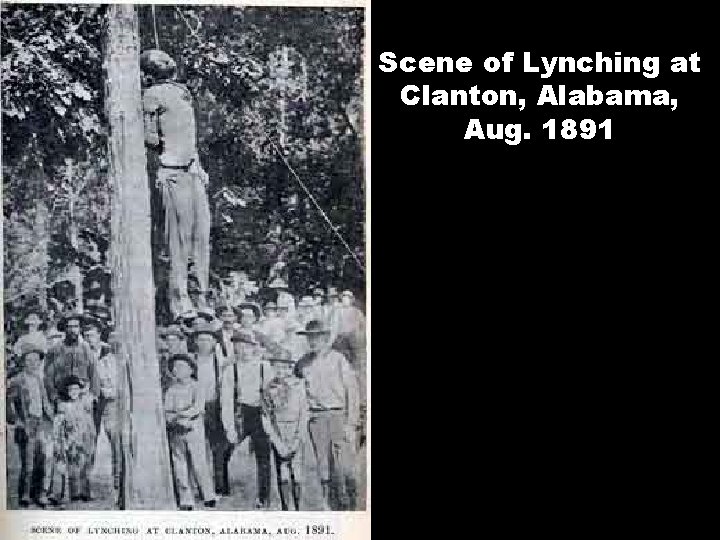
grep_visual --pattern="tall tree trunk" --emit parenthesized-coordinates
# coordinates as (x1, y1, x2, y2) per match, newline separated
(104, 4, 175, 509)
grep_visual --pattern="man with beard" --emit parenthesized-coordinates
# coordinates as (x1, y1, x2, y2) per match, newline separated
(44, 313, 97, 407)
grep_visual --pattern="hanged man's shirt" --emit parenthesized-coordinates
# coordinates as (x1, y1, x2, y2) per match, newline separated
(143, 81, 198, 167)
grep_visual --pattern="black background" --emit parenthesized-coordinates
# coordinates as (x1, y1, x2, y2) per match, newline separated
(370, 7, 713, 532)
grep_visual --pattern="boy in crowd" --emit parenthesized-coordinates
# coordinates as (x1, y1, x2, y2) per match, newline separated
(164, 353, 218, 510)
(262, 356, 308, 511)
(52, 376, 96, 504)
(7, 345, 55, 507)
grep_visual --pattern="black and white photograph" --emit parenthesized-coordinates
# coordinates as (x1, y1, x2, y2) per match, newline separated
(1, 3, 367, 512)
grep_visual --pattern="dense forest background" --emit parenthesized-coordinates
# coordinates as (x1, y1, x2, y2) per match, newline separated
(2, 5, 365, 337)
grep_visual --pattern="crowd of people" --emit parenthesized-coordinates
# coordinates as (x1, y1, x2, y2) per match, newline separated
(6, 280, 367, 511)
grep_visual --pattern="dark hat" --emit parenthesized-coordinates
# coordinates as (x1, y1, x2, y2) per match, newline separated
(267, 277, 289, 290)
(231, 330, 259, 345)
(18, 344, 45, 364)
(191, 318, 217, 338)
(296, 320, 330, 335)
(168, 352, 197, 373)
(79, 229, 109, 253)
(82, 315, 106, 334)
(215, 304, 236, 318)
(61, 375, 83, 392)
(236, 302, 262, 320)
(162, 325, 186, 340)
(268, 356, 295, 365)
(57, 312, 84, 332)
(88, 304, 111, 321)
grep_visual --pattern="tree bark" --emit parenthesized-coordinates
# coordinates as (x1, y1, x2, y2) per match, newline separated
(104, 4, 175, 509)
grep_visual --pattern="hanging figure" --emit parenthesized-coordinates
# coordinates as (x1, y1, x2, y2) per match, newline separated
(140, 49, 211, 320)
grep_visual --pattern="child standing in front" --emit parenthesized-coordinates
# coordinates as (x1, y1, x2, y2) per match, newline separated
(51, 375, 97, 506)
(262, 356, 308, 511)
(164, 353, 218, 510)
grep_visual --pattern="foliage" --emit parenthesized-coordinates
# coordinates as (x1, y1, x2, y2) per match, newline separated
(1, 4, 105, 166)
(3, 5, 365, 339)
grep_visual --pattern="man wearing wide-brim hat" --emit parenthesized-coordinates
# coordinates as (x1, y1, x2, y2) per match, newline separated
(13, 308, 48, 360)
(190, 316, 232, 495)
(7, 344, 55, 507)
(219, 328, 275, 508)
(45, 312, 98, 405)
(268, 278, 296, 318)
(163, 352, 218, 510)
(294, 319, 360, 510)
(159, 324, 188, 392)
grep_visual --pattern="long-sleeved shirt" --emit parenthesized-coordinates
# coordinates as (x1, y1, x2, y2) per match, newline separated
(13, 331, 48, 356)
(294, 350, 359, 426)
(94, 351, 120, 401)
(143, 82, 198, 167)
(44, 339, 97, 403)
(164, 379, 204, 421)
(7, 371, 54, 423)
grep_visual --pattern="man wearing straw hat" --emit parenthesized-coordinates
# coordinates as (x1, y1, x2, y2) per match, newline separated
(295, 320, 360, 510)
(13, 308, 48, 359)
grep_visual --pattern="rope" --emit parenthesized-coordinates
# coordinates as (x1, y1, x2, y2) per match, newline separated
(151, 5, 160, 49)
(167, 8, 365, 273)
(175, 7, 200, 40)
(265, 136, 365, 273)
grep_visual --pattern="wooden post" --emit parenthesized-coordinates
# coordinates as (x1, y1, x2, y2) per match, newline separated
(104, 4, 175, 509)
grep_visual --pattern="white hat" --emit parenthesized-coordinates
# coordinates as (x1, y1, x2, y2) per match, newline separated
(298, 296, 314, 308)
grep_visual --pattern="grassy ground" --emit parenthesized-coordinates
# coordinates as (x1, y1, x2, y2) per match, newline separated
(6, 425, 366, 511)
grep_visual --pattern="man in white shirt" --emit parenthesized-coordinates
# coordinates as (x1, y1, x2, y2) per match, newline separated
(214, 305, 238, 363)
(220, 333, 274, 508)
(294, 320, 360, 510)
(192, 317, 229, 496)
